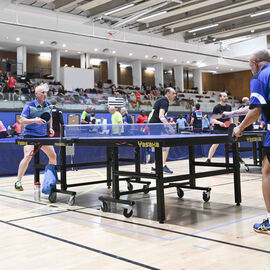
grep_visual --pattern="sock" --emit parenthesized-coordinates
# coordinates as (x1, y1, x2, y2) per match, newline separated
(267, 212, 270, 221)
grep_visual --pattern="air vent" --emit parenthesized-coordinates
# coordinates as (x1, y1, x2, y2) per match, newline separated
(152, 55, 158, 60)
(103, 48, 110, 53)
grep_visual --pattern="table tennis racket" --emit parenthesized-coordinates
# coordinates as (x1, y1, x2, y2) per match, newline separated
(224, 120, 231, 128)
(228, 123, 236, 142)
(40, 112, 51, 122)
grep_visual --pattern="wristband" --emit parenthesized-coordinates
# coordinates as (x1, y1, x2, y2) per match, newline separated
(160, 117, 166, 122)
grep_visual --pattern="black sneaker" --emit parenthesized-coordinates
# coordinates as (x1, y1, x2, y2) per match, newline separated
(163, 165, 173, 174)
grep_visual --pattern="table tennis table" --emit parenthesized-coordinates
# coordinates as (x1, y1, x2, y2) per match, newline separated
(16, 124, 264, 223)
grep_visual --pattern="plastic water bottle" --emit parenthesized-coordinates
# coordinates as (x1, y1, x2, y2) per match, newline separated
(34, 182, 40, 201)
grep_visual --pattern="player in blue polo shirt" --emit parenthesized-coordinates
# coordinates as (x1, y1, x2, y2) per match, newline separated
(233, 50, 270, 234)
(15, 84, 56, 191)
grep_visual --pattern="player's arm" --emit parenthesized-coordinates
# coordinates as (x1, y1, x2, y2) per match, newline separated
(48, 117, 54, 137)
(233, 107, 261, 137)
(159, 109, 168, 123)
(223, 105, 249, 117)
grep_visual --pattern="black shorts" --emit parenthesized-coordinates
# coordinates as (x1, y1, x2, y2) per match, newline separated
(212, 129, 228, 134)
(263, 146, 270, 163)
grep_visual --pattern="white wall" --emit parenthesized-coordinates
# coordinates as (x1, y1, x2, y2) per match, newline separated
(60, 67, 94, 90)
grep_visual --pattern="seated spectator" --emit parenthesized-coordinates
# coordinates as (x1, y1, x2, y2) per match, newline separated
(0, 121, 10, 138)
(176, 114, 188, 132)
(13, 119, 22, 135)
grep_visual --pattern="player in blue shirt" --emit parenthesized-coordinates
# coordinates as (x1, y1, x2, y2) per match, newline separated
(15, 84, 56, 191)
(233, 50, 270, 234)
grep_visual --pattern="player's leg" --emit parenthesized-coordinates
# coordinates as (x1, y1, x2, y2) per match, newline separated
(206, 144, 219, 163)
(163, 147, 173, 174)
(16, 145, 34, 191)
(253, 155, 270, 234)
(41, 145, 57, 165)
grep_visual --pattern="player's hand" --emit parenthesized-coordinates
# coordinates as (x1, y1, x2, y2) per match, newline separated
(233, 126, 243, 137)
(219, 122, 226, 128)
(35, 118, 46, 125)
(48, 128, 55, 137)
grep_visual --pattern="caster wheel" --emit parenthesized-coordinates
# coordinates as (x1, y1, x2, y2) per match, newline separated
(101, 202, 108, 212)
(127, 183, 133, 191)
(48, 192, 57, 203)
(203, 191, 210, 202)
(68, 196, 75, 206)
(177, 188, 184, 199)
(123, 208, 133, 218)
(143, 184, 150, 194)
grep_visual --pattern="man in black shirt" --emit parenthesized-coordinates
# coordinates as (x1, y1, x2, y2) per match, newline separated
(51, 99, 64, 137)
(149, 87, 176, 173)
(206, 92, 232, 163)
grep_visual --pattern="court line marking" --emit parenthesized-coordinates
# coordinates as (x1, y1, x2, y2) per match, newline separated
(0, 220, 160, 270)
(0, 169, 105, 220)
(1, 198, 269, 255)
(192, 245, 210, 251)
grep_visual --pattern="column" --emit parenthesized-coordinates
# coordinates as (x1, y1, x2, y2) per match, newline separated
(85, 53, 91, 69)
(173, 65, 184, 91)
(107, 57, 117, 85)
(132, 60, 142, 87)
(17, 46, 27, 76)
(51, 50, 60, 82)
(80, 53, 86, 68)
(153, 63, 164, 87)
(193, 69, 202, 94)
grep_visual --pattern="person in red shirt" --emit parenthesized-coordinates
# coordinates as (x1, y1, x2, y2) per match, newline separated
(135, 91, 141, 108)
(137, 110, 148, 124)
(8, 76, 16, 90)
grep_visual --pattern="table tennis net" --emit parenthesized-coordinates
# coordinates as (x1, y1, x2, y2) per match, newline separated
(63, 123, 177, 138)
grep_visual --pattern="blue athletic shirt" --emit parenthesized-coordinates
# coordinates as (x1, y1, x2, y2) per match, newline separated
(21, 99, 53, 136)
(249, 63, 270, 146)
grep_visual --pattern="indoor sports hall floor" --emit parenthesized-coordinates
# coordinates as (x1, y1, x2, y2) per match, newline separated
(0, 158, 269, 270)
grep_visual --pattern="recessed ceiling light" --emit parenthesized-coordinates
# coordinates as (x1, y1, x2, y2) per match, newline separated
(94, 48, 98, 52)
(187, 61, 190, 64)
(145, 55, 148, 58)
(216, 67, 219, 69)
(62, 44, 66, 48)
(160, 57, 163, 60)
(16, 37, 20, 41)
(173, 59, 177, 62)
(230, 68, 233, 71)
(112, 50, 116, 54)
(65, 50, 68, 52)
(40, 41, 44, 45)
(6, 37, 8, 40)
(129, 53, 133, 56)
(77, 52, 81, 54)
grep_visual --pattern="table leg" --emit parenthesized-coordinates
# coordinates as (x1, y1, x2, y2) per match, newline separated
(34, 145, 40, 184)
(112, 146, 120, 199)
(155, 146, 165, 223)
(232, 142, 241, 205)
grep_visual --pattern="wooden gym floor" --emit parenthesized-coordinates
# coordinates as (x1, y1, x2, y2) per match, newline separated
(0, 157, 269, 270)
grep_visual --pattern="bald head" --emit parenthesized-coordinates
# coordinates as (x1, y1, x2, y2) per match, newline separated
(109, 106, 116, 114)
(242, 97, 249, 105)
(249, 50, 270, 75)
(250, 50, 270, 63)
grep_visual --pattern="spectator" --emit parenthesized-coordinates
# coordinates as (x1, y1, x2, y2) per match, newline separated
(120, 107, 133, 124)
(176, 114, 187, 132)
(135, 91, 142, 108)
(202, 114, 210, 131)
(81, 107, 92, 124)
(13, 118, 22, 135)
(109, 106, 123, 135)
(137, 110, 148, 124)
(0, 121, 10, 138)
(51, 99, 64, 137)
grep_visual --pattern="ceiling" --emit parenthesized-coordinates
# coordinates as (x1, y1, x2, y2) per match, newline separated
(12, 0, 270, 44)
(0, 0, 268, 73)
